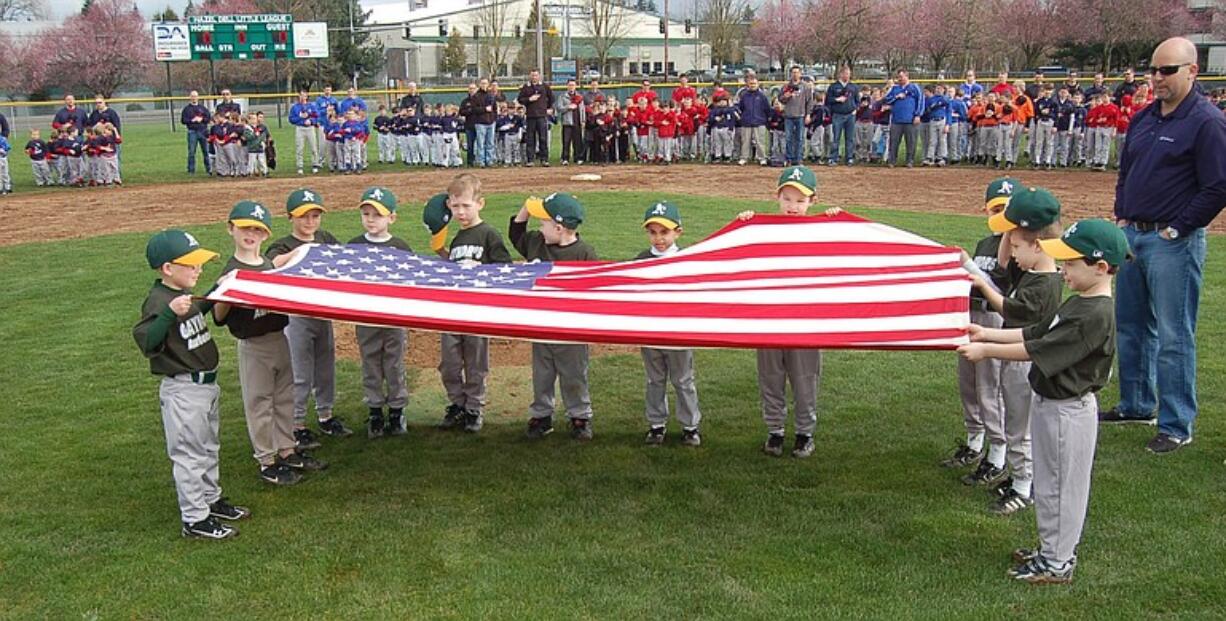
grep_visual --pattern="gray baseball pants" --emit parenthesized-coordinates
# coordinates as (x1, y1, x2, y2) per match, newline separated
(286, 316, 335, 426)
(1032, 392, 1098, 565)
(1033, 121, 1056, 165)
(31, 160, 53, 186)
(757, 348, 822, 435)
(159, 375, 222, 524)
(957, 309, 1006, 444)
(295, 125, 321, 170)
(711, 127, 734, 159)
(642, 347, 701, 429)
(925, 119, 947, 162)
(237, 332, 296, 467)
(888, 123, 920, 166)
(529, 342, 592, 420)
(1001, 359, 1034, 487)
(0, 156, 9, 191)
(356, 325, 408, 410)
(439, 333, 489, 413)
(738, 125, 768, 162)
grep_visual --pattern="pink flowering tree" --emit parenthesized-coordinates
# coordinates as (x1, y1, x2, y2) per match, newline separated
(38, 0, 152, 98)
(807, 0, 883, 68)
(993, 0, 1067, 71)
(751, 0, 808, 70)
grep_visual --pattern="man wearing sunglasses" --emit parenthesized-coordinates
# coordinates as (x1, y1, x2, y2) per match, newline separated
(1105, 37, 1226, 454)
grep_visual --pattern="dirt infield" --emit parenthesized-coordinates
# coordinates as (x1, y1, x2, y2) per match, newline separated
(0, 163, 1158, 247)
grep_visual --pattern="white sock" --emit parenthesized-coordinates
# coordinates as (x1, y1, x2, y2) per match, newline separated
(1012, 478, 1032, 498)
(967, 432, 985, 453)
(987, 443, 1007, 468)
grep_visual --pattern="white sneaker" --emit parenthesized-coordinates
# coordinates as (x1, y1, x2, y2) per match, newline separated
(297, 168, 304, 175)
(738, 159, 747, 166)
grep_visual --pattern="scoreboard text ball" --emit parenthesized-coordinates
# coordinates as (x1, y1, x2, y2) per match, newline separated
(188, 14, 293, 61)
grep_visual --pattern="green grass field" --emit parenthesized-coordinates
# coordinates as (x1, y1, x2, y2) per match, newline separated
(1, 192, 1224, 619)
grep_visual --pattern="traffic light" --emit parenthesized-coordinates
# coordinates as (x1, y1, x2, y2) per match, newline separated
(514, 25, 522, 38)
(472, 25, 480, 40)
(684, 19, 692, 33)
(438, 19, 446, 36)
(403, 25, 411, 39)
(658, 18, 665, 34)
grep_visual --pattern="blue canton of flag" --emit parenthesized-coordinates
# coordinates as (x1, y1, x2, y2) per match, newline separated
(284, 244, 553, 289)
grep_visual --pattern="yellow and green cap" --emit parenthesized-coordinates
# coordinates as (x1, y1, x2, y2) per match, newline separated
(145, 229, 218, 269)
(525, 192, 585, 230)
(984, 176, 1021, 212)
(422, 193, 452, 253)
(286, 188, 325, 217)
(1039, 219, 1131, 266)
(988, 186, 1061, 233)
(359, 186, 397, 216)
(777, 165, 818, 197)
(643, 201, 681, 230)
(228, 200, 272, 234)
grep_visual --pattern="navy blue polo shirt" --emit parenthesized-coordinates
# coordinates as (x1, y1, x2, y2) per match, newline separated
(1115, 86, 1226, 236)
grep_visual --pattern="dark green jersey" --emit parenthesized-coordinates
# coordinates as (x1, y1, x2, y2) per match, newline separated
(508, 217, 598, 262)
(133, 281, 219, 376)
(970, 234, 1008, 302)
(265, 229, 341, 260)
(1023, 295, 1116, 400)
(635, 245, 680, 260)
(1002, 268, 1063, 329)
(448, 221, 512, 264)
(216, 256, 289, 339)
(347, 233, 413, 252)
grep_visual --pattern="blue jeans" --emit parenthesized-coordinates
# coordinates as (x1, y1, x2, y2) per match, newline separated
(829, 113, 856, 163)
(784, 117, 804, 163)
(1115, 225, 1207, 439)
(465, 127, 477, 166)
(186, 129, 210, 173)
(474, 123, 495, 167)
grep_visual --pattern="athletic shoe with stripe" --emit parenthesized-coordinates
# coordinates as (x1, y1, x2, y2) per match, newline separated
(791, 434, 815, 459)
(182, 517, 237, 540)
(989, 487, 1034, 516)
(570, 418, 593, 441)
(279, 451, 329, 471)
(961, 458, 1007, 486)
(681, 428, 702, 447)
(208, 498, 250, 521)
(439, 404, 466, 430)
(645, 425, 666, 445)
(940, 442, 983, 468)
(763, 433, 785, 457)
(318, 417, 353, 437)
(526, 416, 553, 439)
(1009, 555, 1074, 584)
(463, 409, 484, 433)
(294, 428, 322, 451)
(260, 464, 302, 486)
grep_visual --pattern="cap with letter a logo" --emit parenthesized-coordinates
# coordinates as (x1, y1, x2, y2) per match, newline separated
(984, 176, 1021, 212)
(1039, 218, 1131, 267)
(359, 186, 397, 216)
(642, 201, 681, 230)
(777, 165, 818, 197)
(145, 229, 219, 269)
(422, 193, 452, 253)
(524, 192, 585, 230)
(988, 186, 1061, 233)
(286, 188, 326, 217)
(228, 200, 272, 234)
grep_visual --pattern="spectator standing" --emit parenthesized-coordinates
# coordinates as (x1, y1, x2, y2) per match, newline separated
(735, 74, 771, 166)
(471, 78, 498, 168)
(398, 82, 425, 116)
(289, 89, 322, 174)
(517, 70, 555, 166)
(180, 90, 211, 175)
(884, 69, 925, 167)
(52, 95, 89, 133)
(215, 89, 241, 117)
(826, 65, 859, 166)
(779, 66, 813, 166)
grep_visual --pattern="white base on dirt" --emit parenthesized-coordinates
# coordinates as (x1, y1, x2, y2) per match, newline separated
(569, 174, 602, 182)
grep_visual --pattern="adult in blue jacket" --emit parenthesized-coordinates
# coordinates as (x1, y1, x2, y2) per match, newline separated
(735, 74, 771, 165)
(179, 90, 212, 174)
(289, 89, 322, 174)
(1103, 37, 1226, 454)
(883, 69, 924, 167)
(338, 87, 367, 115)
(314, 86, 339, 170)
(825, 65, 859, 166)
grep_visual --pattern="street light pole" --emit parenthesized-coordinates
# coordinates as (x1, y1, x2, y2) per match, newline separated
(535, 0, 544, 75)
(662, 0, 669, 81)
(349, 0, 357, 88)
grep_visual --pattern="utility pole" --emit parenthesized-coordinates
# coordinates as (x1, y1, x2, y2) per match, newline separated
(535, 0, 544, 74)
(349, 0, 357, 88)
(662, 0, 669, 80)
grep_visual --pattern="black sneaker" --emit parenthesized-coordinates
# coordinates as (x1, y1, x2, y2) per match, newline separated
(763, 433, 785, 457)
(681, 428, 702, 447)
(645, 425, 666, 445)
(318, 417, 353, 437)
(940, 442, 983, 468)
(259, 464, 302, 486)
(1010, 555, 1074, 584)
(990, 477, 1014, 498)
(1011, 547, 1078, 568)
(385, 413, 407, 436)
(439, 404, 466, 430)
(294, 428, 322, 451)
(791, 434, 815, 458)
(208, 497, 250, 521)
(1099, 407, 1156, 426)
(570, 418, 593, 441)
(989, 486, 1034, 516)
(961, 458, 1007, 486)
(526, 416, 554, 439)
(368, 413, 385, 439)
(1146, 433, 1192, 455)
(463, 409, 484, 433)
(182, 516, 237, 540)
(279, 451, 329, 471)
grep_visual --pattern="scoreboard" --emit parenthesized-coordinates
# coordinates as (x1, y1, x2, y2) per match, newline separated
(188, 14, 293, 61)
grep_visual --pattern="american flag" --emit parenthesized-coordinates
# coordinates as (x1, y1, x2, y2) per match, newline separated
(208, 213, 972, 350)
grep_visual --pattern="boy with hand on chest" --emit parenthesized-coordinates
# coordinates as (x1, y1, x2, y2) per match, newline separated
(959, 219, 1130, 584)
(510, 193, 599, 440)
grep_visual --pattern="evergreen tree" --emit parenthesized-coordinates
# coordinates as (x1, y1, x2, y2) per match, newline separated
(513, 2, 561, 76)
(441, 27, 468, 76)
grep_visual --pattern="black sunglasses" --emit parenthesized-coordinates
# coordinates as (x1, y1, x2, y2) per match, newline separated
(1150, 63, 1190, 76)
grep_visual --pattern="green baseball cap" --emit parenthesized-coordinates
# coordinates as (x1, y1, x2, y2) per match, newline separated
(228, 200, 272, 234)
(777, 165, 818, 197)
(643, 201, 681, 230)
(988, 186, 1061, 233)
(1040, 219, 1131, 267)
(422, 193, 452, 253)
(525, 192, 585, 230)
(984, 177, 1021, 212)
(286, 188, 325, 217)
(145, 229, 218, 269)
(359, 186, 397, 216)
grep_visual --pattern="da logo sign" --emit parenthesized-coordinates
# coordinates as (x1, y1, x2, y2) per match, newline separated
(152, 22, 191, 61)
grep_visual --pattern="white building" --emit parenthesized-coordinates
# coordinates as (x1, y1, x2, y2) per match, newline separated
(1188, 0, 1225, 73)
(364, 0, 711, 83)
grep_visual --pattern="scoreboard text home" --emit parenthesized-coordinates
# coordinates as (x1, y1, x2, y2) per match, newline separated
(188, 14, 293, 60)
